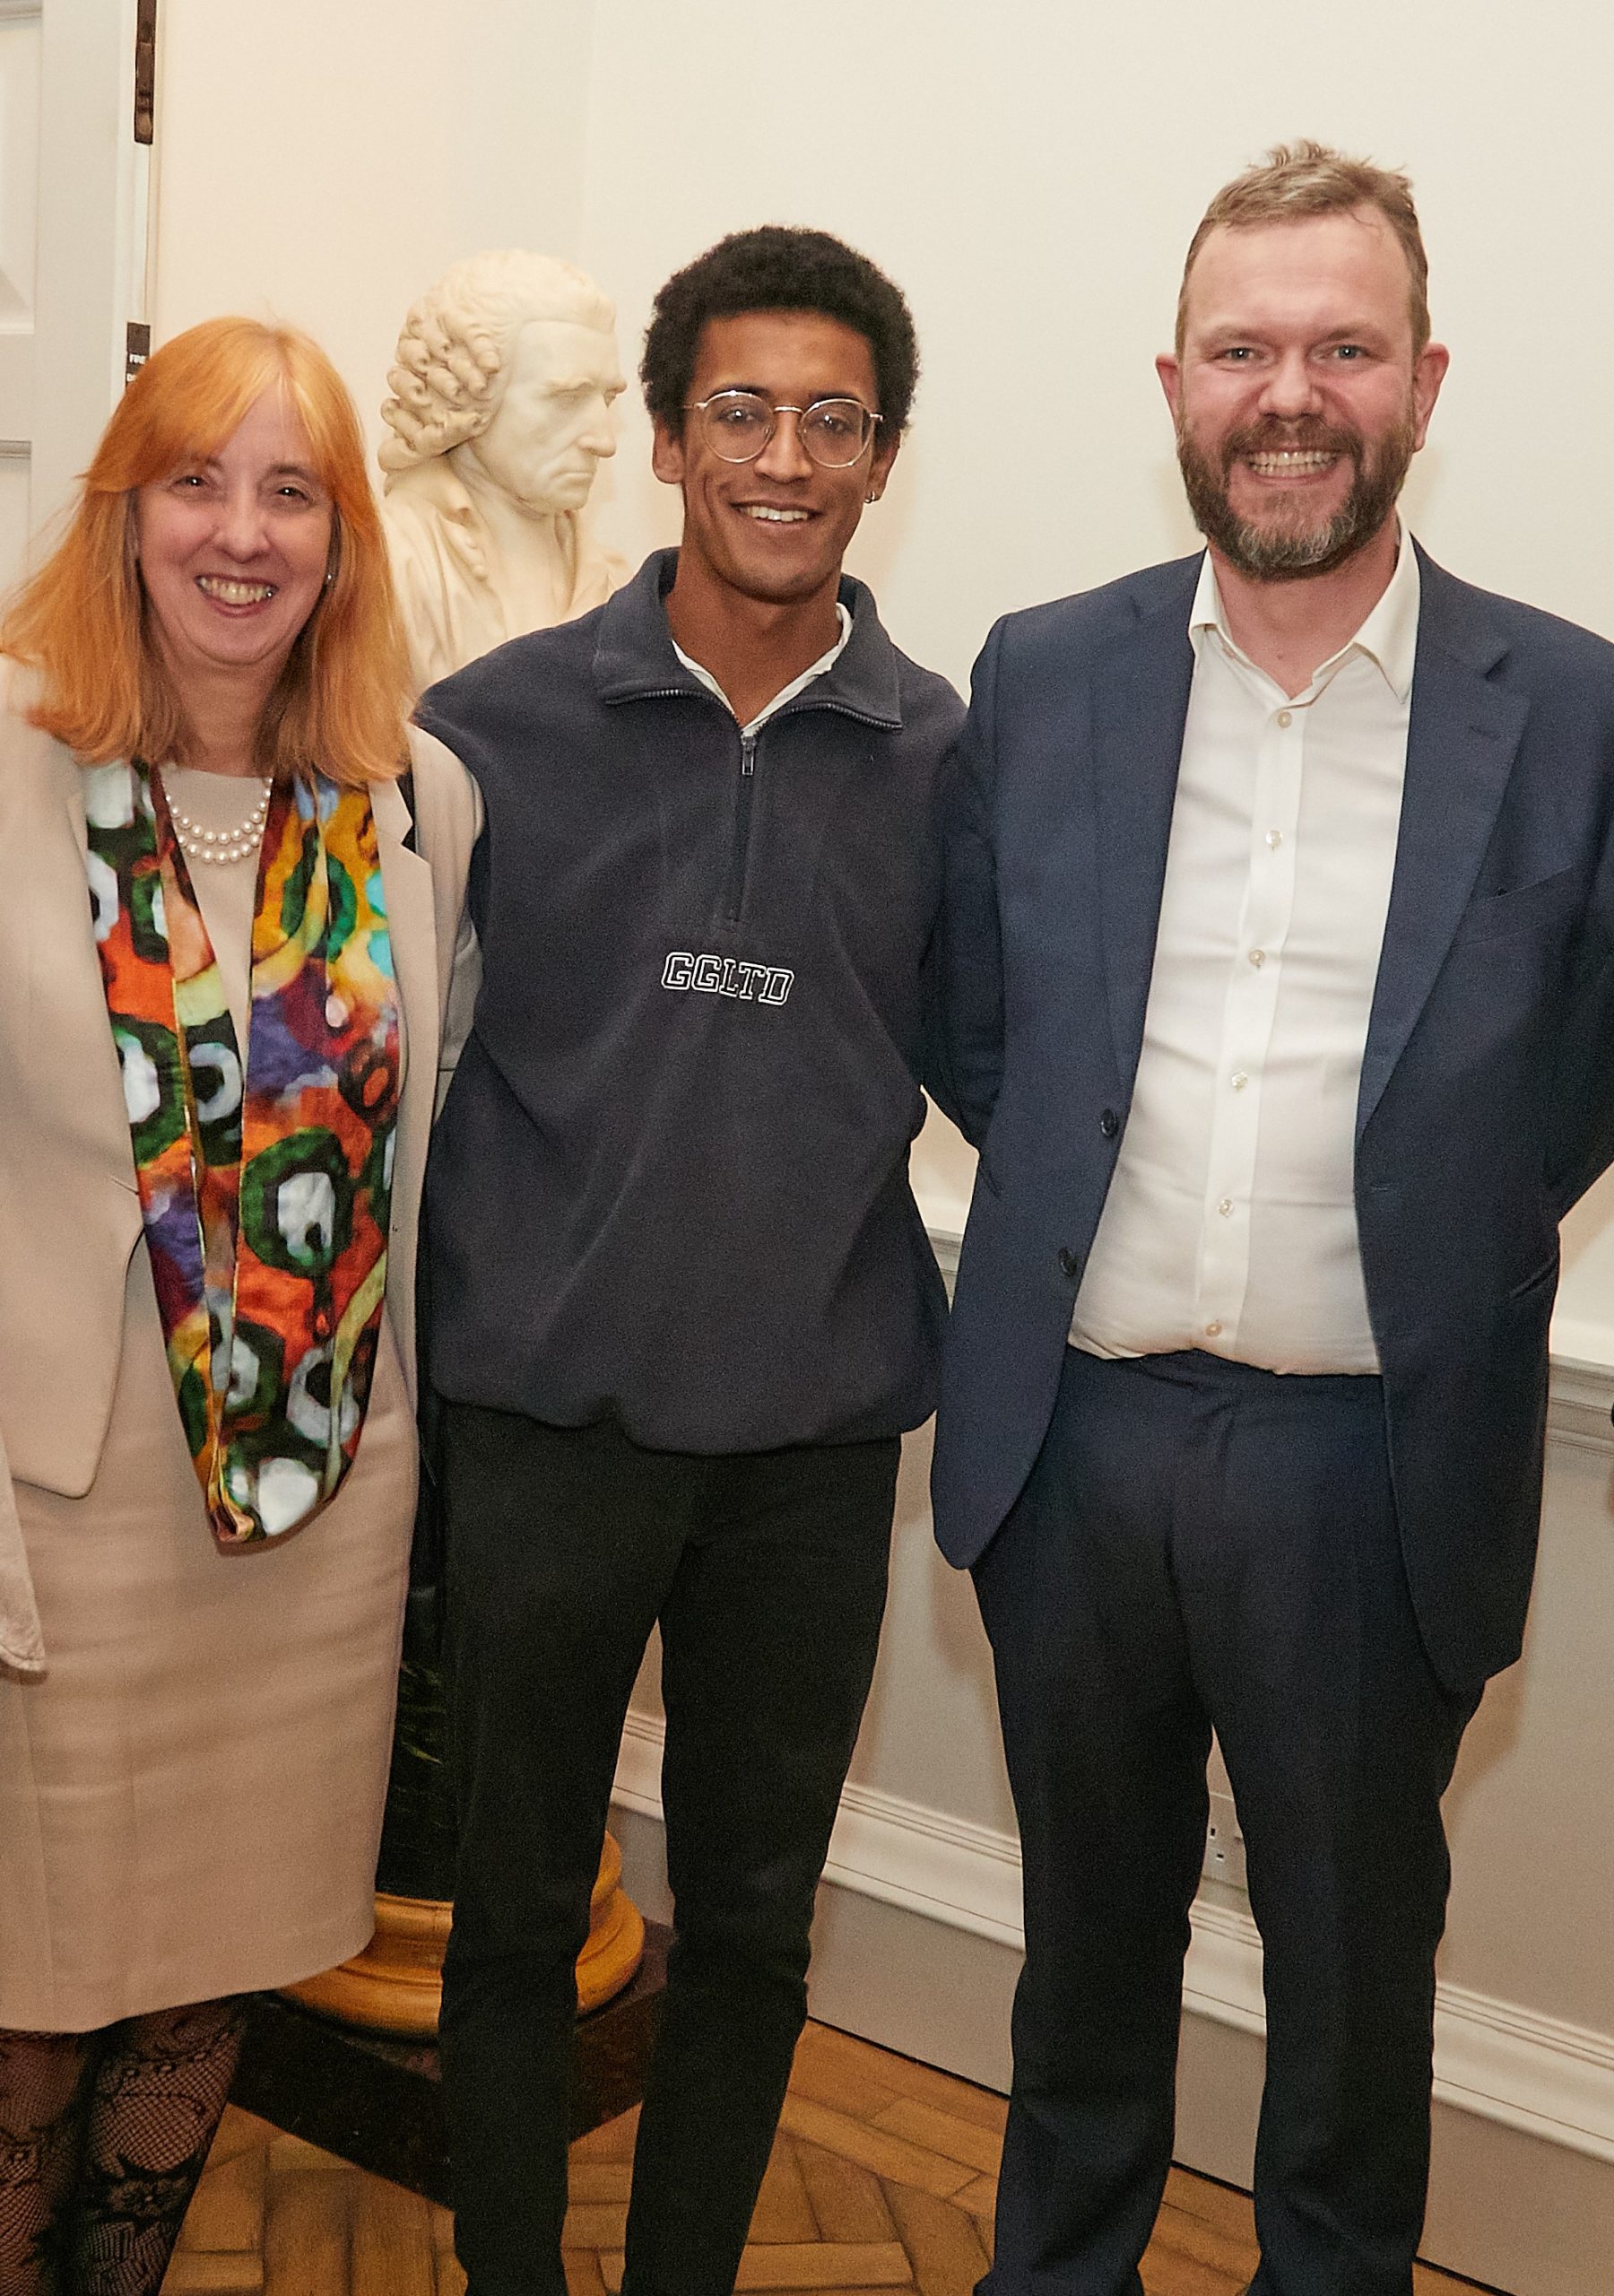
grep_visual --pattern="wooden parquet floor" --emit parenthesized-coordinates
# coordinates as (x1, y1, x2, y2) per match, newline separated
(163, 2021, 1489, 2296)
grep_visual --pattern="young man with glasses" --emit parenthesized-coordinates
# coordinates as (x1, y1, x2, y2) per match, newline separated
(417, 225, 962, 2296)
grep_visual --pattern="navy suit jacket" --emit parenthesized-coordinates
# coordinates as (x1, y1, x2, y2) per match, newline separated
(931, 546, 1614, 1691)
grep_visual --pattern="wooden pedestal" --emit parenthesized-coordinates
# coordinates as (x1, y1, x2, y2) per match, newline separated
(234, 1922, 670, 2205)
(282, 1831, 645, 2037)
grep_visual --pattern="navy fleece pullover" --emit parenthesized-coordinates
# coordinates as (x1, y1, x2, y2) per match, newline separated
(418, 549, 964, 1453)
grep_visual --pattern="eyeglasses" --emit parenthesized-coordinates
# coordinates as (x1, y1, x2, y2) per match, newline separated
(683, 390, 882, 468)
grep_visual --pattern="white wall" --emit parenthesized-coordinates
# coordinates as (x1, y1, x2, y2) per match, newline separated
(152, 0, 595, 466)
(577, 0, 1614, 668)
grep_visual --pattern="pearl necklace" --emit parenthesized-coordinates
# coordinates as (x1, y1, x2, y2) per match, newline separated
(168, 778, 273, 866)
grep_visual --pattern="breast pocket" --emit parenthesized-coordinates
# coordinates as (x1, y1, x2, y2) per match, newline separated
(1452, 867, 1579, 947)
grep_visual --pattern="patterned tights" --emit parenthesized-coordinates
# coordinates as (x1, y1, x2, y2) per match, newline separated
(0, 1997, 245, 2296)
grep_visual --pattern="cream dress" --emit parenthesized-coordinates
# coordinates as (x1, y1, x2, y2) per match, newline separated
(0, 769, 414, 2031)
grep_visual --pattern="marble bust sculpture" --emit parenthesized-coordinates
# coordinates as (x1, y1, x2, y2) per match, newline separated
(379, 250, 627, 691)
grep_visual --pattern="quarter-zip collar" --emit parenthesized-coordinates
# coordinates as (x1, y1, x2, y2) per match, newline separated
(674, 602, 852, 735)
(592, 548, 904, 729)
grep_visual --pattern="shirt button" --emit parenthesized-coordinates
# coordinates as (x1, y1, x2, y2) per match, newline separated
(1266, 830, 1283, 849)
(1205, 1320, 1223, 1338)
(1098, 1108, 1120, 1138)
(1218, 1197, 1233, 1217)
(1277, 709, 1293, 728)
(1231, 1073, 1248, 1091)
(1058, 1247, 1080, 1279)
(1248, 948, 1266, 968)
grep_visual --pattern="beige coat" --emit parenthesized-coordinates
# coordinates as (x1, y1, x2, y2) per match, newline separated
(0, 686, 480, 1673)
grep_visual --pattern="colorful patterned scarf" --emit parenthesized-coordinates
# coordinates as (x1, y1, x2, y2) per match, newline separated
(82, 761, 401, 1545)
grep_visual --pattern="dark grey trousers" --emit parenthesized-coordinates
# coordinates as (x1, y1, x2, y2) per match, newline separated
(972, 1346, 1480, 2296)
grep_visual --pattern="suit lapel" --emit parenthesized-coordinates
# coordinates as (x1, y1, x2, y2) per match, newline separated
(1092, 582, 1197, 1090)
(373, 777, 439, 1111)
(1356, 559, 1528, 1140)
(15, 742, 137, 1180)
(373, 774, 438, 1394)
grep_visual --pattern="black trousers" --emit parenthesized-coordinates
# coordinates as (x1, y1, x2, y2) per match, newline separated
(438, 1403, 900, 2296)
(972, 1347, 1481, 2296)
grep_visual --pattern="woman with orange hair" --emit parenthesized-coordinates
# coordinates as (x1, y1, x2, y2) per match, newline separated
(0, 317, 478, 2294)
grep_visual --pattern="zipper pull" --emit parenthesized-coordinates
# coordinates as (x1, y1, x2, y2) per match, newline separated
(741, 733, 757, 776)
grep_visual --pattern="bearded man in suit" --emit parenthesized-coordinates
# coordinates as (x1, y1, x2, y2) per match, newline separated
(932, 140, 1614, 2296)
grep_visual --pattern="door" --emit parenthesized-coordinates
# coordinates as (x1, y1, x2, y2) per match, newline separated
(0, 0, 151, 592)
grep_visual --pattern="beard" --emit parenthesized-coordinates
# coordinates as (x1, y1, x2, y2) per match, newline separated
(1176, 413, 1416, 581)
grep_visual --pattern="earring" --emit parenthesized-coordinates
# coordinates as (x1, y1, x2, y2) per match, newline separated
(864, 491, 878, 505)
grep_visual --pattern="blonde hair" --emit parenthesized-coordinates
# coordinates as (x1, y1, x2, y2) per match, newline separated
(0, 315, 412, 786)
(379, 250, 615, 476)
(1176, 141, 1430, 356)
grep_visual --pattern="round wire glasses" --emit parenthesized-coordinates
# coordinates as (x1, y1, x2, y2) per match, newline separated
(683, 390, 882, 468)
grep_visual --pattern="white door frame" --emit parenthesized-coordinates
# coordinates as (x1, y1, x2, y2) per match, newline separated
(29, 0, 152, 529)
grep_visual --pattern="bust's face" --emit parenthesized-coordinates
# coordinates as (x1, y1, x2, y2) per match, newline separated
(462, 317, 625, 513)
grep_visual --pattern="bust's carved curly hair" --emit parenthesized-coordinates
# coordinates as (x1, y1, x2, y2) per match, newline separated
(379, 250, 616, 475)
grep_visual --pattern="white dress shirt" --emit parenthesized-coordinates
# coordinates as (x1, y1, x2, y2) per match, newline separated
(1070, 536, 1420, 1374)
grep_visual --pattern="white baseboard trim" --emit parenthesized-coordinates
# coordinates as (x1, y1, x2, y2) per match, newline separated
(616, 1707, 1022, 1942)
(611, 1709, 670, 1823)
(1546, 1351, 1614, 1454)
(613, 1708, 1614, 2166)
(614, 1709, 1020, 1948)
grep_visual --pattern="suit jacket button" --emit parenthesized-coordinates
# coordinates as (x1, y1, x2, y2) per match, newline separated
(1099, 1108, 1120, 1138)
(1058, 1247, 1080, 1279)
